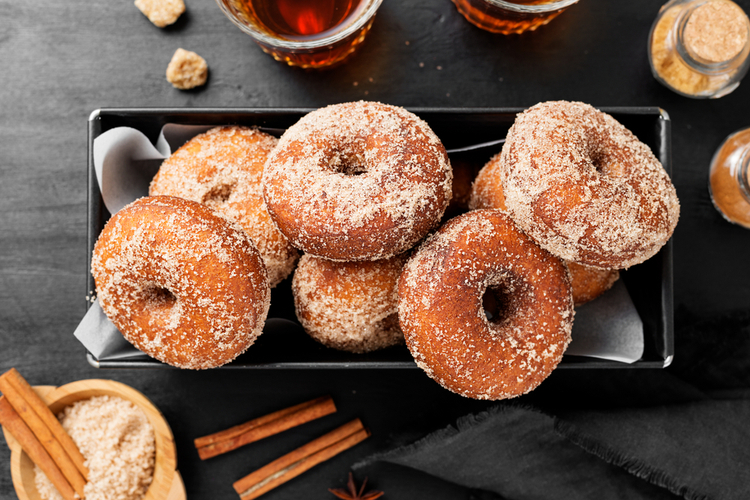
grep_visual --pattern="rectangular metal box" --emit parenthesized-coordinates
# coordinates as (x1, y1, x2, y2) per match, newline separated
(87, 107, 674, 369)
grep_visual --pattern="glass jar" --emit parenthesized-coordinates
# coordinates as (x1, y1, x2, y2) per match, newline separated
(648, 0, 750, 98)
(709, 127, 750, 228)
(215, 0, 383, 69)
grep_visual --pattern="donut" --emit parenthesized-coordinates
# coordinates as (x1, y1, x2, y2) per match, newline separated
(398, 209, 574, 400)
(469, 151, 507, 213)
(91, 196, 271, 369)
(442, 154, 484, 220)
(263, 101, 453, 261)
(149, 126, 299, 287)
(471, 153, 620, 306)
(499, 101, 680, 269)
(292, 253, 407, 353)
(566, 261, 620, 306)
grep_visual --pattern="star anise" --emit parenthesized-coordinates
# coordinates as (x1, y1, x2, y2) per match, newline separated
(329, 472, 384, 500)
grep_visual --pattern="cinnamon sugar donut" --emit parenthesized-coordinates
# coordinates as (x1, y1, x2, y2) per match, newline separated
(443, 155, 484, 220)
(500, 101, 680, 269)
(566, 261, 620, 306)
(263, 101, 453, 261)
(469, 151, 507, 213)
(292, 254, 407, 353)
(471, 154, 620, 306)
(91, 196, 271, 369)
(398, 209, 574, 400)
(149, 126, 299, 287)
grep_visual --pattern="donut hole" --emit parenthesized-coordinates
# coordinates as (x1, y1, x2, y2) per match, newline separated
(482, 274, 527, 326)
(482, 285, 515, 324)
(202, 182, 236, 206)
(328, 148, 367, 176)
(590, 151, 606, 173)
(589, 148, 625, 177)
(142, 284, 177, 309)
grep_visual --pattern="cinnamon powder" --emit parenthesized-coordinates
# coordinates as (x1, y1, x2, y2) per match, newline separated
(709, 128, 750, 228)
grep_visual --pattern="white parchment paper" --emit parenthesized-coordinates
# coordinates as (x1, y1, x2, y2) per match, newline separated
(77, 126, 645, 364)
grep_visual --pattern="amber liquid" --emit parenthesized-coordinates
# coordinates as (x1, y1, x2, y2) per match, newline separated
(245, 0, 362, 39)
(451, 0, 575, 34)
(235, 0, 373, 68)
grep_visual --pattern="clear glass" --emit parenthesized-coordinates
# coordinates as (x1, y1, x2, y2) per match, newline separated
(451, 0, 581, 34)
(215, 0, 383, 69)
(709, 127, 750, 228)
(648, 0, 750, 98)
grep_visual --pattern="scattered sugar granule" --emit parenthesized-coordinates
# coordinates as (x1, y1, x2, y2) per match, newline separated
(34, 395, 156, 500)
(166, 48, 208, 90)
(135, 0, 185, 28)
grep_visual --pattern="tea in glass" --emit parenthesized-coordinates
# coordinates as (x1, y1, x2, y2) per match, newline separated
(451, 0, 580, 34)
(216, 0, 383, 68)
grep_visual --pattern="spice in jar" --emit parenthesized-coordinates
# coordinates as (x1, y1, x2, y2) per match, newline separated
(648, 0, 750, 98)
(709, 127, 750, 229)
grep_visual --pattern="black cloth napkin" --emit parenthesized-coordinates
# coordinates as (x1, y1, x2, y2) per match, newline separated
(356, 391, 750, 500)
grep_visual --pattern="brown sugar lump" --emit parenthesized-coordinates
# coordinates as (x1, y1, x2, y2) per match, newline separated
(150, 126, 299, 287)
(135, 0, 185, 28)
(91, 196, 271, 369)
(292, 253, 408, 353)
(166, 48, 208, 90)
(34, 395, 155, 500)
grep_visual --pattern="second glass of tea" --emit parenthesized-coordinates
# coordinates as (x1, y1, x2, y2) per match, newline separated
(216, 0, 383, 69)
(452, 0, 580, 34)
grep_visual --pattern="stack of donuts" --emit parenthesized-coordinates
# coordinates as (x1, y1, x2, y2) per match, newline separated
(91, 100, 679, 400)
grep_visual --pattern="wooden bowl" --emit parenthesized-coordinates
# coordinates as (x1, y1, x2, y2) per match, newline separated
(1, 379, 185, 500)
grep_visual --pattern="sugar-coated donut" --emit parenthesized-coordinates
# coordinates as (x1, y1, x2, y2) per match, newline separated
(398, 209, 574, 400)
(443, 155, 484, 221)
(566, 261, 620, 306)
(499, 101, 680, 269)
(471, 153, 620, 306)
(292, 253, 407, 353)
(149, 126, 299, 287)
(91, 196, 271, 369)
(469, 151, 507, 213)
(263, 101, 453, 261)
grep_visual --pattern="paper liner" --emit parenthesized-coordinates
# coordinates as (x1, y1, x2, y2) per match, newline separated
(78, 126, 644, 365)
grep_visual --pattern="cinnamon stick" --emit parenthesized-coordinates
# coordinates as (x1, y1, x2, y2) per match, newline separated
(0, 396, 78, 500)
(195, 395, 336, 460)
(0, 368, 88, 479)
(233, 418, 370, 500)
(0, 372, 87, 498)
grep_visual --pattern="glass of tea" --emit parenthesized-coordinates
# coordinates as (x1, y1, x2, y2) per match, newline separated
(216, 0, 383, 68)
(451, 0, 581, 34)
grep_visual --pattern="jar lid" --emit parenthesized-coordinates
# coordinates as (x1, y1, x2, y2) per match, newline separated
(684, 1, 749, 63)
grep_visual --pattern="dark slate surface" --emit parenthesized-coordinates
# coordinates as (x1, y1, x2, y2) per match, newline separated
(1, 0, 750, 499)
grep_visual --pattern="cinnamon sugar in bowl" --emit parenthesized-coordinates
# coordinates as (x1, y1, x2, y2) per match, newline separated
(2, 379, 184, 500)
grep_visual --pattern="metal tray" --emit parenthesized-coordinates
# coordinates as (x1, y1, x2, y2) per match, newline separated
(86, 107, 674, 369)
